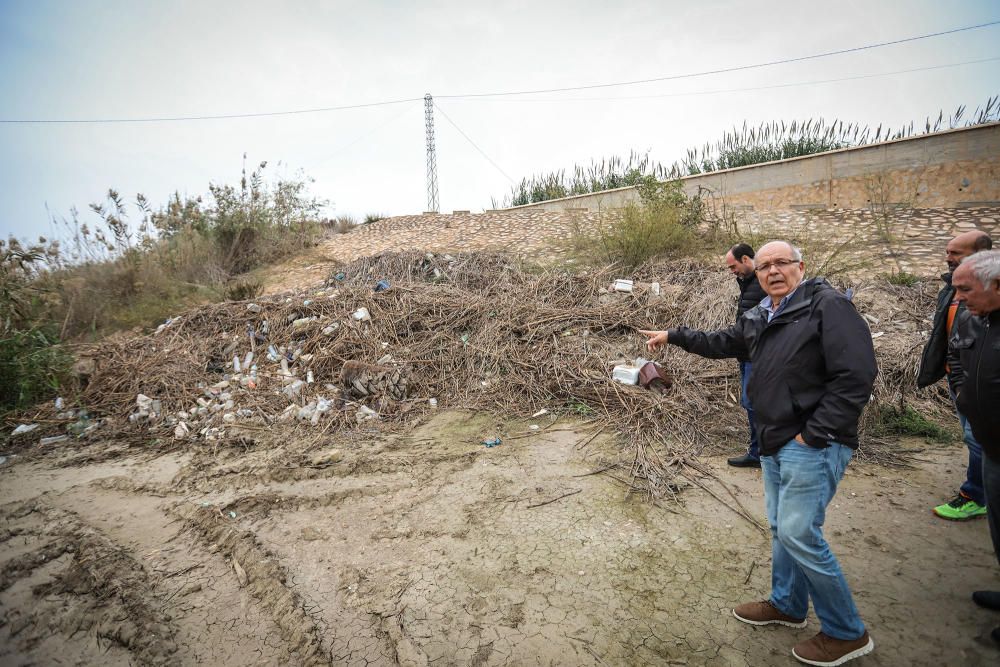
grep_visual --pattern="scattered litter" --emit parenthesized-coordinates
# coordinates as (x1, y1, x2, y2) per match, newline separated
(649, 282, 661, 296)
(613, 279, 634, 293)
(322, 324, 340, 336)
(0, 456, 7, 465)
(529, 425, 540, 431)
(639, 362, 673, 394)
(355, 405, 378, 422)
(40, 435, 69, 446)
(374, 279, 390, 292)
(55, 397, 64, 410)
(246, 303, 263, 313)
(531, 409, 549, 418)
(872, 332, 885, 339)
(482, 437, 502, 448)
(11, 424, 39, 437)
(428, 397, 438, 408)
(612, 363, 641, 385)
(228, 511, 237, 519)
(352, 307, 371, 321)
(174, 422, 190, 439)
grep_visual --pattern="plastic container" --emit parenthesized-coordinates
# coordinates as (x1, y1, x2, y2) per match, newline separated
(613, 279, 634, 293)
(612, 364, 641, 385)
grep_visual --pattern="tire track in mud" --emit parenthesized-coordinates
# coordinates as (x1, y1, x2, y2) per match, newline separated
(175, 503, 333, 666)
(2, 483, 332, 666)
(1, 502, 181, 665)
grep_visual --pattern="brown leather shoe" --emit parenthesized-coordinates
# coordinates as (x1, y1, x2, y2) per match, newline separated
(732, 600, 807, 628)
(792, 630, 874, 666)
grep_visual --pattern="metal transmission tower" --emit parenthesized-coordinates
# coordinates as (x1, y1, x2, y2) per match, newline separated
(424, 94, 439, 213)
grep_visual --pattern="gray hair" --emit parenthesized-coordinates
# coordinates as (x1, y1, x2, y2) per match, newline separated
(755, 240, 803, 264)
(961, 249, 1000, 286)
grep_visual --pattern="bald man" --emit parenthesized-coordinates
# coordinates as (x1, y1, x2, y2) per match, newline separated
(917, 230, 993, 520)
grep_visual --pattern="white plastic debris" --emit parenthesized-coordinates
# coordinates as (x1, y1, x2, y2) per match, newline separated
(55, 397, 64, 410)
(428, 398, 438, 409)
(613, 279, 634, 293)
(649, 282, 661, 296)
(246, 303, 263, 313)
(612, 364, 641, 385)
(355, 405, 378, 422)
(222, 413, 237, 423)
(352, 307, 371, 322)
(11, 424, 39, 437)
(531, 409, 549, 418)
(136, 394, 153, 411)
(174, 422, 190, 439)
(322, 324, 339, 336)
(40, 435, 69, 446)
(282, 379, 305, 398)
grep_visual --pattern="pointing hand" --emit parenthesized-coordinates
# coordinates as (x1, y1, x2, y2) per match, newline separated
(638, 329, 668, 351)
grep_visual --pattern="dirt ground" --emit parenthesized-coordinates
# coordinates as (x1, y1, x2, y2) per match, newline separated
(1, 410, 998, 666)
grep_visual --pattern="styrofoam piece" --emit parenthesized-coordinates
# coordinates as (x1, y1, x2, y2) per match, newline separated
(613, 279, 634, 293)
(612, 364, 640, 385)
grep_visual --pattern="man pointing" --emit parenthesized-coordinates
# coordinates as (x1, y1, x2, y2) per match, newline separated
(639, 240, 877, 666)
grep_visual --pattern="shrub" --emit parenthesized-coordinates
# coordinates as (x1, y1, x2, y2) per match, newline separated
(884, 271, 921, 287)
(872, 405, 954, 443)
(363, 213, 386, 224)
(328, 215, 356, 234)
(573, 179, 701, 269)
(0, 244, 71, 412)
(225, 277, 264, 301)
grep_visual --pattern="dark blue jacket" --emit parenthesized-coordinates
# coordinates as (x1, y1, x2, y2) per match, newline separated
(667, 278, 878, 456)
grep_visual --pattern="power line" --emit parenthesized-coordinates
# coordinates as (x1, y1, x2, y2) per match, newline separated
(438, 20, 1000, 99)
(433, 102, 515, 184)
(0, 97, 421, 124)
(444, 56, 1000, 104)
(2, 20, 997, 124)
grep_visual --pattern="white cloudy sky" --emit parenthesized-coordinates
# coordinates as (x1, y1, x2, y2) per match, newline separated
(1, 0, 998, 241)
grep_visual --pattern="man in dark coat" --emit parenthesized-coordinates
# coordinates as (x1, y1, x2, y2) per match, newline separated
(725, 243, 767, 468)
(948, 250, 1000, 645)
(917, 230, 993, 520)
(639, 241, 877, 666)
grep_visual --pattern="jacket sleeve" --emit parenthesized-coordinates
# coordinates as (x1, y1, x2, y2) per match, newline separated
(916, 285, 952, 388)
(947, 308, 971, 395)
(667, 323, 748, 360)
(802, 293, 878, 446)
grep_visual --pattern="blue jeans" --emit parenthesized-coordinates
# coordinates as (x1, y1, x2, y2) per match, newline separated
(949, 384, 986, 506)
(761, 440, 866, 640)
(739, 361, 760, 459)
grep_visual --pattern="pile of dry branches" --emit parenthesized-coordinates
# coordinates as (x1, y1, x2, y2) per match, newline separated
(10, 252, 948, 500)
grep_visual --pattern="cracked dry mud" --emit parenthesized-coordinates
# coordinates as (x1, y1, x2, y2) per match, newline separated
(2, 410, 998, 666)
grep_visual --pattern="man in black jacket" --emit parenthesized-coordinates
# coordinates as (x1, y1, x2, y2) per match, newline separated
(917, 230, 993, 521)
(948, 249, 1000, 645)
(725, 243, 767, 468)
(640, 241, 877, 666)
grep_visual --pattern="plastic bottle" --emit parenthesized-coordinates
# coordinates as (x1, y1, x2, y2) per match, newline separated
(233, 354, 241, 373)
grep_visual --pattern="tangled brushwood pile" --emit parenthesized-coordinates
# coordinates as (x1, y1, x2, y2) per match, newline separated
(4, 252, 950, 499)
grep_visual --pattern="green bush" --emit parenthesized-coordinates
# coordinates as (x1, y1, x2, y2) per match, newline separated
(0, 244, 71, 412)
(574, 179, 701, 269)
(873, 405, 954, 443)
(0, 326, 71, 412)
(884, 271, 921, 287)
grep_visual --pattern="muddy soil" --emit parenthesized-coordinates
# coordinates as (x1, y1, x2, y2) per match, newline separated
(2, 410, 998, 666)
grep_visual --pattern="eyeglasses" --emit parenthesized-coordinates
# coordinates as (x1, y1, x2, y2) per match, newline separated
(754, 258, 799, 273)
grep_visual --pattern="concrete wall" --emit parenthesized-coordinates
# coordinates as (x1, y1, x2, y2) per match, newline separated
(509, 122, 1000, 213)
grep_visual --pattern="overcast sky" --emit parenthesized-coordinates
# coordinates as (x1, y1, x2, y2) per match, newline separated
(1, 0, 998, 242)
